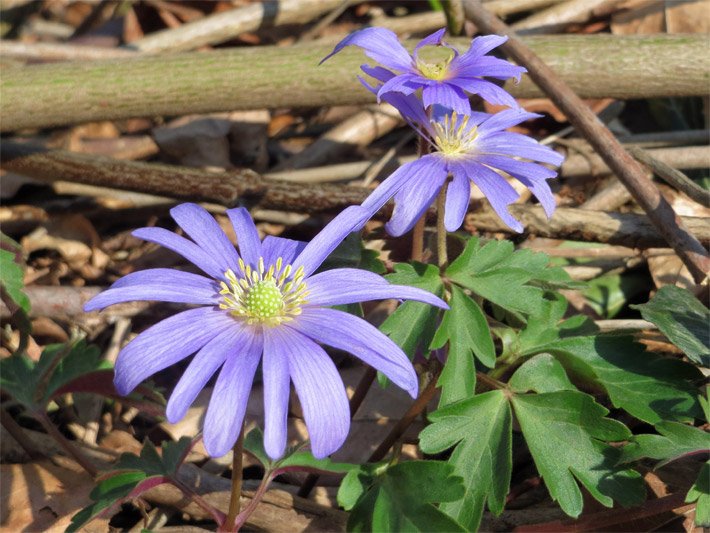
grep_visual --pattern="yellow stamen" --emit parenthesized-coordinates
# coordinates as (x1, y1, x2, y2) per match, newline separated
(219, 256, 309, 327)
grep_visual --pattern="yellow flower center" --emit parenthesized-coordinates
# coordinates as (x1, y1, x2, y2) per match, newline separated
(219, 257, 308, 327)
(432, 112, 479, 158)
(415, 47, 454, 81)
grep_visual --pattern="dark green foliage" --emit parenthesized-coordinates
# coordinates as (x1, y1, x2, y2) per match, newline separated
(632, 285, 709, 367)
(338, 461, 466, 532)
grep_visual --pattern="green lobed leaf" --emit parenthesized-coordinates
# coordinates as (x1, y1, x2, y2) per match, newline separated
(537, 335, 703, 424)
(113, 437, 192, 477)
(509, 353, 576, 394)
(0, 351, 38, 407)
(619, 421, 710, 465)
(509, 300, 703, 424)
(277, 451, 356, 475)
(432, 286, 494, 406)
(686, 461, 709, 527)
(67, 472, 167, 533)
(0, 340, 112, 409)
(446, 238, 579, 321)
(632, 285, 710, 367)
(244, 427, 272, 468)
(0, 247, 30, 314)
(45, 340, 111, 402)
(379, 262, 444, 359)
(511, 390, 645, 518)
(419, 390, 512, 531)
(339, 461, 466, 532)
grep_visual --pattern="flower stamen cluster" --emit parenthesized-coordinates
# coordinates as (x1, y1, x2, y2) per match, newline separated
(415, 48, 454, 81)
(219, 257, 308, 327)
(432, 112, 479, 158)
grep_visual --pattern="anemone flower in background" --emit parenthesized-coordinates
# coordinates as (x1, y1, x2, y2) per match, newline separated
(356, 71, 563, 235)
(85, 203, 446, 460)
(322, 27, 526, 113)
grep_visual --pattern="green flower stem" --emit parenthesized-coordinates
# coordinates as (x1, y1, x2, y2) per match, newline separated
(223, 425, 245, 531)
(436, 184, 449, 269)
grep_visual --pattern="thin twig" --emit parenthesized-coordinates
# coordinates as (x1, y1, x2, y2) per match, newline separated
(464, 0, 710, 283)
(1, 408, 42, 459)
(37, 411, 98, 477)
(626, 145, 710, 206)
(367, 363, 441, 463)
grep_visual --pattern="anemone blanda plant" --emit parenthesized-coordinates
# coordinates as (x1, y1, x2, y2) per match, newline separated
(354, 66, 563, 235)
(85, 203, 446, 460)
(322, 27, 526, 113)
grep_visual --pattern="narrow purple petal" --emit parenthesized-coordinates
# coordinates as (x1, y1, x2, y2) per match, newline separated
(377, 73, 422, 99)
(292, 206, 369, 277)
(361, 64, 396, 84)
(361, 155, 447, 233)
(380, 92, 432, 133)
(276, 327, 350, 459)
(413, 28, 447, 59)
(444, 172, 471, 232)
(202, 327, 263, 457)
(262, 330, 291, 459)
(114, 307, 234, 396)
(84, 268, 219, 311)
(477, 108, 541, 134)
(452, 160, 523, 232)
(422, 83, 470, 114)
(305, 268, 447, 309)
(132, 227, 225, 279)
(477, 155, 557, 217)
(452, 78, 519, 108)
(165, 324, 253, 423)
(170, 203, 239, 274)
(321, 27, 413, 72)
(478, 132, 565, 166)
(226, 207, 261, 268)
(450, 56, 526, 81)
(292, 308, 418, 397)
(261, 236, 306, 267)
(386, 157, 448, 237)
(452, 35, 508, 70)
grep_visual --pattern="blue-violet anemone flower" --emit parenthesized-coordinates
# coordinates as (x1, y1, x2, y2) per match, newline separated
(357, 78, 564, 234)
(85, 203, 446, 460)
(322, 27, 526, 113)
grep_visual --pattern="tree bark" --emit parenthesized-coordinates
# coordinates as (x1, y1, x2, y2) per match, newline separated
(2, 35, 708, 131)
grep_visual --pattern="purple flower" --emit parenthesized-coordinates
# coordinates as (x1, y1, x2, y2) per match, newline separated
(85, 203, 446, 460)
(356, 74, 563, 234)
(322, 27, 526, 113)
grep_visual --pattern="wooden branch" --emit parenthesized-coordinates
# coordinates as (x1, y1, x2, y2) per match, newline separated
(126, 0, 357, 54)
(3, 142, 708, 251)
(2, 35, 708, 131)
(464, 0, 709, 283)
(0, 142, 370, 213)
(467, 205, 710, 248)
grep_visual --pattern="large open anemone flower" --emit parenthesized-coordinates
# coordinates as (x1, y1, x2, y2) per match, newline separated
(322, 27, 526, 113)
(357, 73, 564, 235)
(85, 204, 446, 460)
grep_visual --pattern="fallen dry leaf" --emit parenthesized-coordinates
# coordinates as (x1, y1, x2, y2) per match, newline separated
(0, 460, 95, 532)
